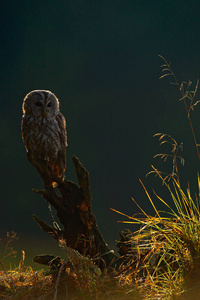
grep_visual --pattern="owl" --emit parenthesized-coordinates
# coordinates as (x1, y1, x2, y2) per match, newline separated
(21, 90, 68, 188)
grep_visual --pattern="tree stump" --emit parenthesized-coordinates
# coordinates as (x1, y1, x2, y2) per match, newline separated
(33, 156, 123, 270)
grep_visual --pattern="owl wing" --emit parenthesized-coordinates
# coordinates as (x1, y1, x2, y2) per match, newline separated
(56, 112, 68, 148)
(21, 115, 29, 151)
(51, 112, 68, 181)
(21, 115, 42, 172)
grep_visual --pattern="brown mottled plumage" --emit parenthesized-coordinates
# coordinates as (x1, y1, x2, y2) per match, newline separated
(21, 90, 68, 187)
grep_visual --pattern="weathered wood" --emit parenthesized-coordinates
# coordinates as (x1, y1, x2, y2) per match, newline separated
(33, 155, 123, 270)
(33, 254, 62, 267)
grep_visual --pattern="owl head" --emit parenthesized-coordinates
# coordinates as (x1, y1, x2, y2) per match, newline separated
(22, 90, 60, 118)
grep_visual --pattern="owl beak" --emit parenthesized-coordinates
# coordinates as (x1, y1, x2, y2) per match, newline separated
(43, 108, 47, 117)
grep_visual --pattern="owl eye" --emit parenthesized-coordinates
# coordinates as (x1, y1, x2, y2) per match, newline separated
(35, 101, 42, 107)
(47, 102, 52, 107)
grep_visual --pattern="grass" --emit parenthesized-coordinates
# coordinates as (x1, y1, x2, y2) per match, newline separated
(0, 268, 52, 299)
(1, 56, 200, 299)
(0, 244, 140, 299)
(112, 170, 200, 299)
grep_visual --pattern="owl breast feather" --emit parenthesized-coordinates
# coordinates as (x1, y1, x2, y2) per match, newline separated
(23, 115, 62, 157)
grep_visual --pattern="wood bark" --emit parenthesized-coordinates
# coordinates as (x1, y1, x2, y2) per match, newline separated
(33, 156, 124, 270)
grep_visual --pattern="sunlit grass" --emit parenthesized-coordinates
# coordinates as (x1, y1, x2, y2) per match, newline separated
(0, 268, 53, 299)
(111, 168, 200, 299)
(0, 265, 139, 299)
(0, 240, 140, 299)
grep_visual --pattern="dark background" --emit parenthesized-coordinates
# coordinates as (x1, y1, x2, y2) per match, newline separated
(1, 0, 200, 260)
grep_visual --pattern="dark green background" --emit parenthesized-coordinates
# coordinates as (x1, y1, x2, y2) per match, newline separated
(1, 0, 200, 259)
